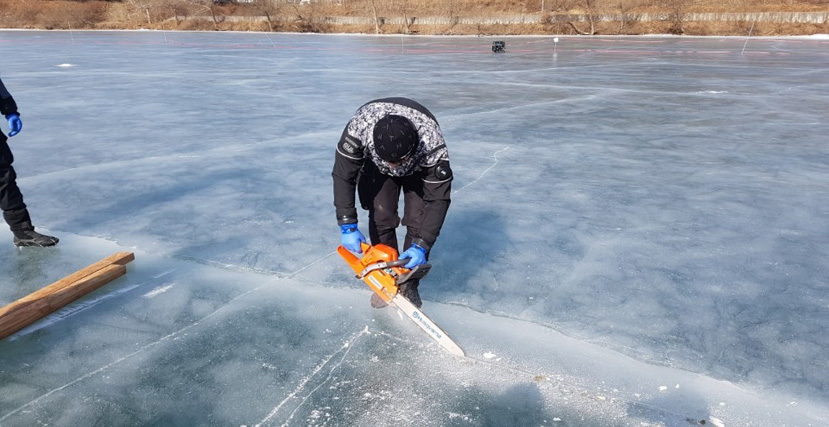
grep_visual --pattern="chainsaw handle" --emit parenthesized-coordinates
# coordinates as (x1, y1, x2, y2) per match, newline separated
(357, 259, 409, 278)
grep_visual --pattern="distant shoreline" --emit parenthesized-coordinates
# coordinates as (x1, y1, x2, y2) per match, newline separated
(1, 1, 827, 37)
(3, 28, 828, 40)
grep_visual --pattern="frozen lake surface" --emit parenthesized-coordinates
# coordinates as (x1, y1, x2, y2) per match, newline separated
(1, 30, 828, 426)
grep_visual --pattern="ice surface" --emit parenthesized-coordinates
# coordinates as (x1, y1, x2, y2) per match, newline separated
(1, 31, 828, 426)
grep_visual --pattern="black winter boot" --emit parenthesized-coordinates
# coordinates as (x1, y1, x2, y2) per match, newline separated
(369, 281, 422, 309)
(398, 281, 422, 308)
(13, 228, 59, 247)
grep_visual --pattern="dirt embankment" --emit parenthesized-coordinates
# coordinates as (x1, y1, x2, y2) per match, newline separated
(1, 0, 827, 36)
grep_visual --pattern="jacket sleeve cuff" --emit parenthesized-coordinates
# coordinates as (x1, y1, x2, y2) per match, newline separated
(411, 238, 432, 252)
(337, 215, 358, 226)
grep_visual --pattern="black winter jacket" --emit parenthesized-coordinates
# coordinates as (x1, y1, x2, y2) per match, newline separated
(0, 78, 19, 118)
(332, 97, 452, 250)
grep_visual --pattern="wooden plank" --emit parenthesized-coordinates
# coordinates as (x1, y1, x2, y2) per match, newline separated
(0, 265, 127, 338)
(0, 251, 134, 318)
(0, 252, 134, 340)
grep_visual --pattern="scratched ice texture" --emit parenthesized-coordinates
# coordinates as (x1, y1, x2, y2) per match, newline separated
(1, 31, 828, 426)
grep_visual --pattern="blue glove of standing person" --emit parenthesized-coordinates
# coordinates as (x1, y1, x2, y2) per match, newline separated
(340, 224, 366, 254)
(400, 243, 427, 269)
(6, 113, 22, 137)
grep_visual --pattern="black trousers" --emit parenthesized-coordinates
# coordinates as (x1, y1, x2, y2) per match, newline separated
(0, 133, 30, 230)
(358, 161, 429, 260)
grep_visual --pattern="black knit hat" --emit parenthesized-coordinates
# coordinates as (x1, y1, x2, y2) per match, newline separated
(373, 115, 418, 162)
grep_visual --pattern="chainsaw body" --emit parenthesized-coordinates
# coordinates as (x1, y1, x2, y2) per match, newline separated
(337, 243, 430, 304)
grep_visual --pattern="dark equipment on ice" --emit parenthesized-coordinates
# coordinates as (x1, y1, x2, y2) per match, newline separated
(492, 41, 505, 53)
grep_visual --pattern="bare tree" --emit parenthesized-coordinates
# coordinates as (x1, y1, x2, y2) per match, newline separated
(541, 0, 576, 34)
(393, 0, 415, 34)
(663, 0, 689, 34)
(569, 0, 597, 35)
(165, 0, 224, 30)
(616, 0, 641, 34)
(438, 0, 462, 34)
(291, 1, 326, 33)
(369, 0, 380, 34)
(166, 0, 197, 25)
(123, 0, 160, 26)
(252, 0, 282, 31)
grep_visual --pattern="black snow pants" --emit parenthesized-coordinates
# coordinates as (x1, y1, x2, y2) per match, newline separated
(357, 161, 431, 260)
(0, 132, 31, 231)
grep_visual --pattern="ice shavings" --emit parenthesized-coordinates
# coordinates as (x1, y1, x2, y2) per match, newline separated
(143, 284, 175, 298)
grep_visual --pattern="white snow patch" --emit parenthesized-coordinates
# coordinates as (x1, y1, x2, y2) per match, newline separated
(483, 352, 497, 359)
(143, 284, 174, 298)
(57, 63, 74, 67)
(447, 412, 471, 421)
(710, 416, 726, 427)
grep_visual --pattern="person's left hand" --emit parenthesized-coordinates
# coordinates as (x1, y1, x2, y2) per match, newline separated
(400, 244, 427, 269)
(6, 113, 22, 137)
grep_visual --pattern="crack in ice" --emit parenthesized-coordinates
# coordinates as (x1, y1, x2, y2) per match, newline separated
(453, 146, 510, 194)
(255, 326, 370, 427)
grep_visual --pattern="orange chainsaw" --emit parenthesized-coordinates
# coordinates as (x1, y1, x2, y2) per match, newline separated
(337, 242, 431, 304)
(337, 242, 464, 357)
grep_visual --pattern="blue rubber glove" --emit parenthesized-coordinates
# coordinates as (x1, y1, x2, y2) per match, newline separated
(400, 243, 427, 269)
(6, 113, 22, 137)
(340, 223, 366, 254)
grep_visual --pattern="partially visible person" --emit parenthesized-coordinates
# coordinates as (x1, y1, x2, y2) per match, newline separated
(332, 97, 452, 308)
(0, 77, 59, 247)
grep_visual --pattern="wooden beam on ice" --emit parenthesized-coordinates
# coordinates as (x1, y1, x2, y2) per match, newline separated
(0, 251, 135, 340)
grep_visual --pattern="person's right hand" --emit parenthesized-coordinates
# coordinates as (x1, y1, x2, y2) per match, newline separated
(5, 113, 22, 137)
(340, 224, 366, 254)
